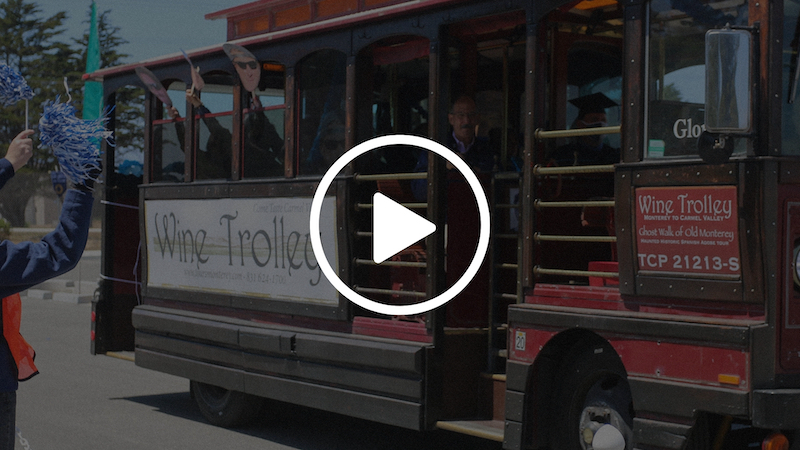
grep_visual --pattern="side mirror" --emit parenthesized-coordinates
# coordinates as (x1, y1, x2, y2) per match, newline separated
(705, 28, 752, 134)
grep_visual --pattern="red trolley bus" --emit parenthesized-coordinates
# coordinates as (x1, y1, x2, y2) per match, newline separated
(86, 0, 800, 448)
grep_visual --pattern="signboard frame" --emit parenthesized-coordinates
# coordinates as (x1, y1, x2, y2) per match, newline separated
(634, 185, 741, 280)
(139, 182, 349, 320)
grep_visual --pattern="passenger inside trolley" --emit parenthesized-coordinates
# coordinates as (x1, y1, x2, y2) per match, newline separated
(549, 92, 619, 166)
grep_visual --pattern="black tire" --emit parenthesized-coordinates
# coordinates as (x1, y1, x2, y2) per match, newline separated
(190, 380, 264, 428)
(550, 341, 634, 450)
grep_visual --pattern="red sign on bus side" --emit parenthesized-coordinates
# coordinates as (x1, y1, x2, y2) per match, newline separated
(635, 186, 740, 276)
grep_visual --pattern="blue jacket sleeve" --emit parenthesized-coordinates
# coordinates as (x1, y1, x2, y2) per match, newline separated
(0, 159, 15, 192)
(0, 189, 93, 297)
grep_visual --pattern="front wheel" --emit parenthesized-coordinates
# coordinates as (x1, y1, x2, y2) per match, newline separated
(190, 381, 264, 428)
(550, 341, 634, 450)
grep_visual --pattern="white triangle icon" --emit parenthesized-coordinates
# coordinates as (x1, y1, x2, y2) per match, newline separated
(373, 192, 436, 264)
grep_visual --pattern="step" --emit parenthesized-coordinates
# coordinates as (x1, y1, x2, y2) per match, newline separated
(436, 419, 504, 442)
(481, 372, 507, 421)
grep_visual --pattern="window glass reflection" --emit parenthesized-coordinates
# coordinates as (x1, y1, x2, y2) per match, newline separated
(647, 0, 747, 158)
(297, 49, 347, 175)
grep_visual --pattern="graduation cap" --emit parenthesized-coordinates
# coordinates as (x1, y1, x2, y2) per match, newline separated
(569, 92, 618, 118)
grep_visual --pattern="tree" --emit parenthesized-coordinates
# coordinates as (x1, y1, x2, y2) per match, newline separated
(0, 1, 133, 226)
(74, 7, 143, 168)
(0, 0, 76, 225)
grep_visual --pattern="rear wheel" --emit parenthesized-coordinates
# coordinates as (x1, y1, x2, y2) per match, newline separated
(190, 381, 264, 428)
(550, 341, 634, 450)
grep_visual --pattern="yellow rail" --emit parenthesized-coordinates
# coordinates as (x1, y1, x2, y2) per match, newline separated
(354, 172, 427, 181)
(535, 199, 615, 209)
(533, 164, 615, 176)
(534, 233, 617, 243)
(534, 266, 619, 279)
(534, 125, 620, 140)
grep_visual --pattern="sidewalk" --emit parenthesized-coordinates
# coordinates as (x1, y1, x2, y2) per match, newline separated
(20, 250, 102, 304)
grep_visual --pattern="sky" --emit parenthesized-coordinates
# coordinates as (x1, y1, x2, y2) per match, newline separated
(38, 0, 248, 65)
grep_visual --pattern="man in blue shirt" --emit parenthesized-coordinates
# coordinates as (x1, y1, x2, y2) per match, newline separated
(0, 129, 95, 450)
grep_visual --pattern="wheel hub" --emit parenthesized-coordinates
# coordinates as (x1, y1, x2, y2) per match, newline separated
(579, 406, 627, 450)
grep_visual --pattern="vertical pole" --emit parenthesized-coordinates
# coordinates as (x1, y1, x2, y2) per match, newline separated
(231, 83, 242, 181)
(521, 24, 538, 294)
(284, 68, 296, 178)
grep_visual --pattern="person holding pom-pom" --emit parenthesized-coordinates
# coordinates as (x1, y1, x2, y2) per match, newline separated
(0, 129, 98, 450)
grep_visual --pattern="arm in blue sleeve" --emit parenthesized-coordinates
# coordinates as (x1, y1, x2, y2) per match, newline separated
(0, 189, 93, 297)
(0, 159, 15, 192)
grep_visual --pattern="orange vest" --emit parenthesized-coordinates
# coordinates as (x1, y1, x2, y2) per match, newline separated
(2, 293, 38, 381)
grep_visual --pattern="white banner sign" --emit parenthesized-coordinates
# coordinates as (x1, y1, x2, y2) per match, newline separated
(144, 197, 338, 306)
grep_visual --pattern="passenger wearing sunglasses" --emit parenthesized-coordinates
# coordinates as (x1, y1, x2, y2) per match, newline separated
(224, 43, 261, 93)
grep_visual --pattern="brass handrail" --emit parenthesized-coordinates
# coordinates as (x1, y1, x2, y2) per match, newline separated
(354, 286, 427, 298)
(535, 199, 615, 209)
(357, 202, 427, 210)
(354, 172, 427, 181)
(354, 258, 426, 268)
(534, 266, 619, 279)
(533, 164, 615, 176)
(534, 233, 617, 243)
(534, 125, 621, 140)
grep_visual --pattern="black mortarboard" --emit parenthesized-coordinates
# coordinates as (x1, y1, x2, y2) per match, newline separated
(569, 92, 618, 118)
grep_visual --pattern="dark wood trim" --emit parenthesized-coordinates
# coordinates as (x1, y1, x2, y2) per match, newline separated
(232, 83, 243, 181)
(423, 37, 445, 430)
(622, 2, 645, 163)
(284, 68, 296, 178)
(634, 275, 743, 302)
(741, 162, 766, 304)
(521, 25, 537, 291)
(345, 56, 356, 152)
(142, 179, 322, 200)
(185, 92, 197, 182)
(508, 303, 753, 346)
(615, 168, 635, 295)
(143, 91, 153, 184)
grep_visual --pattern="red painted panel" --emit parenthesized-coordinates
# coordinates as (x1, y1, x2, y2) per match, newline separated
(507, 327, 555, 363)
(611, 338, 748, 389)
(508, 326, 748, 389)
(527, 283, 765, 321)
(777, 190, 800, 372)
(352, 316, 432, 343)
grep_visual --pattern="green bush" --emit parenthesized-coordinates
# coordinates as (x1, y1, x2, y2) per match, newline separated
(0, 218, 10, 240)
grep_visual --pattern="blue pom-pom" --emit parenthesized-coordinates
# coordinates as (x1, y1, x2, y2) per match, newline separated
(0, 64, 33, 107)
(39, 97, 112, 186)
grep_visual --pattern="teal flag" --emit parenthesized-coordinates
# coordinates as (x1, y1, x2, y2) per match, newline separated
(84, 1, 102, 120)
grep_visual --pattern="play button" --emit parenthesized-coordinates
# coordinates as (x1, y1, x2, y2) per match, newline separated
(309, 134, 490, 316)
(372, 192, 436, 264)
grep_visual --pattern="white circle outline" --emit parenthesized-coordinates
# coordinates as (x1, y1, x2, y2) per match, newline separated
(309, 134, 490, 316)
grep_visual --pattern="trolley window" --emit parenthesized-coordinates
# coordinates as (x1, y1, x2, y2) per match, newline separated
(194, 76, 234, 180)
(243, 62, 286, 178)
(647, 0, 747, 159)
(356, 36, 429, 174)
(151, 81, 188, 182)
(784, 1, 800, 154)
(297, 49, 347, 175)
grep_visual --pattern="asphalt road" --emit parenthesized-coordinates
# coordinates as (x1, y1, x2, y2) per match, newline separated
(12, 259, 503, 450)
